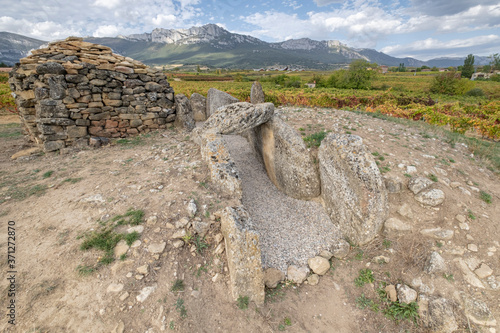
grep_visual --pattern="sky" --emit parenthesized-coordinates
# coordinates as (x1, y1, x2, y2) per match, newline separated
(1, 0, 499, 61)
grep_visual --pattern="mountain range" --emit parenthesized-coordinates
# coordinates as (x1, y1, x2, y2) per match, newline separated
(0, 24, 492, 69)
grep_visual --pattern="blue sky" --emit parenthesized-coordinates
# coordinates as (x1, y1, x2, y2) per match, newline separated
(1, 0, 499, 60)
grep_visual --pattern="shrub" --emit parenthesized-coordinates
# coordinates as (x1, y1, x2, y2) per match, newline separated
(465, 88, 485, 97)
(430, 72, 460, 95)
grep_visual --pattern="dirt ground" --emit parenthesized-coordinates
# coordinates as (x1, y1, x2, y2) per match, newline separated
(0, 106, 498, 333)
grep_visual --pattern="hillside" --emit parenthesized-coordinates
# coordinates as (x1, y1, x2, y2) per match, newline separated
(0, 31, 46, 66)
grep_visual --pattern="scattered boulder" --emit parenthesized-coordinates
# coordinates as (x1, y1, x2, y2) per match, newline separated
(384, 217, 412, 233)
(136, 285, 157, 303)
(318, 133, 388, 245)
(247, 114, 321, 200)
(287, 265, 309, 285)
(415, 189, 445, 206)
(187, 199, 197, 217)
(474, 263, 493, 279)
(206, 88, 239, 117)
(190, 93, 207, 121)
(201, 102, 274, 135)
(396, 284, 417, 304)
(250, 81, 265, 104)
(408, 176, 434, 194)
(220, 206, 265, 305)
(264, 268, 285, 289)
(462, 295, 497, 327)
(420, 296, 458, 333)
(454, 258, 485, 289)
(307, 274, 320, 286)
(174, 94, 195, 131)
(307, 256, 330, 276)
(331, 239, 350, 259)
(384, 176, 403, 193)
(424, 251, 446, 274)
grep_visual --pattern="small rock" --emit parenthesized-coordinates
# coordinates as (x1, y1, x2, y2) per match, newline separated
(459, 222, 470, 230)
(119, 292, 130, 301)
(450, 182, 461, 188)
(420, 228, 454, 240)
(373, 255, 390, 264)
(385, 284, 397, 302)
(264, 268, 285, 288)
(136, 265, 148, 275)
(146, 215, 157, 225)
(385, 217, 412, 232)
(468, 244, 478, 252)
(172, 239, 185, 248)
(171, 229, 187, 239)
(458, 186, 471, 196)
(130, 240, 141, 248)
(331, 239, 350, 259)
(136, 285, 157, 303)
(287, 265, 309, 284)
(423, 297, 458, 333)
(397, 203, 414, 219)
(212, 273, 222, 283)
(148, 242, 166, 254)
(408, 176, 434, 194)
(308, 256, 330, 276)
(397, 284, 417, 304)
(475, 264, 493, 279)
(214, 233, 224, 244)
(425, 251, 446, 274)
(385, 176, 403, 193)
(455, 214, 466, 223)
(319, 250, 333, 260)
(213, 242, 225, 255)
(307, 274, 320, 286)
(127, 225, 144, 233)
(114, 240, 129, 258)
(463, 295, 497, 327)
(175, 218, 189, 228)
(406, 166, 417, 174)
(107, 283, 124, 293)
(191, 290, 201, 298)
(112, 321, 125, 333)
(187, 199, 197, 217)
(454, 258, 485, 289)
(415, 188, 445, 206)
(135, 274, 144, 280)
(192, 221, 210, 237)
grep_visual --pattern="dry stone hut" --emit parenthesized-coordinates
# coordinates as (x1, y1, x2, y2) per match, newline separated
(8, 37, 175, 151)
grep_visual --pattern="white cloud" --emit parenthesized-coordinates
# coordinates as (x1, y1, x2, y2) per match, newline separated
(313, 0, 344, 6)
(93, 0, 122, 9)
(244, 11, 312, 41)
(93, 25, 122, 37)
(152, 14, 178, 27)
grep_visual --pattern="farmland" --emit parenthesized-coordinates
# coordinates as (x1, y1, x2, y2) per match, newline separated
(168, 70, 500, 140)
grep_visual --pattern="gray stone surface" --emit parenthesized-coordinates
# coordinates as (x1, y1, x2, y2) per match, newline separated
(408, 176, 434, 194)
(425, 251, 447, 274)
(247, 115, 321, 200)
(396, 284, 417, 304)
(415, 188, 445, 206)
(318, 133, 388, 245)
(250, 81, 265, 104)
(220, 206, 265, 305)
(462, 295, 497, 327)
(174, 94, 195, 131)
(206, 88, 239, 117)
(190, 93, 207, 121)
(202, 102, 274, 135)
(200, 131, 242, 199)
(420, 296, 458, 333)
(263, 268, 285, 289)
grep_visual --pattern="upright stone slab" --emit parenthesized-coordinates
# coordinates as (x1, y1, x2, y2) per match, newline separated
(247, 115, 320, 199)
(220, 206, 265, 305)
(200, 131, 242, 199)
(174, 94, 195, 131)
(250, 81, 265, 104)
(190, 93, 207, 121)
(318, 133, 388, 245)
(206, 88, 239, 117)
(202, 102, 274, 135)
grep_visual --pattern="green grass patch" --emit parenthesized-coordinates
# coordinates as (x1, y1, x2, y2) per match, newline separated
(237, 295, 249, 310)
(42, 170, 54, 179)
(354, 269, 374, 287)
(62, 177, 83, 184)
(383, 301, 419, 325)
(0, 123, 22, 139)
(480, 191, 492, 204)
(111, 208, 145, 225)
(428, 174, 438, 182)
(171, 279, 185, 292)
(303, 130, 328, 148)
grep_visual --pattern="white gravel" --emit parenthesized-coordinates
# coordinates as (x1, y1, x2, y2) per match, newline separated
(224, 134, 342, 272)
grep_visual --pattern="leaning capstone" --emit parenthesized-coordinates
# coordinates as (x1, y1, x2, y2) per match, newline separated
(174, 94, 195, 131)
(250, 81, 265, 104)
(206, 88, 239, 117)
(318, 133, 388, 245)
(202, 102, 274, 135)
(247, 115, 321, 199)
(190, 93, 207, 121)
(220, 206, 265, 305)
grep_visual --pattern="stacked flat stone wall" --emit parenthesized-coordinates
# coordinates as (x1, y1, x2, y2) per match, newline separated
(8, 37, 175, 151)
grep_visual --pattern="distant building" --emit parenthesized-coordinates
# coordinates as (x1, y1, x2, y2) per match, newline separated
(379, 65, 388, 74)
(471, 71, 500, 80)
(306, 83, 316, 88)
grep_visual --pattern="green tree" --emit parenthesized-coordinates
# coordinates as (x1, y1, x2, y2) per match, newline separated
(461, 54, 475, 79)
(482, 65, 491, 73)
(398, 63, 406, 72)
(347, 59, 377, 89)
(489, 53, 500, 70)
(0, 62, 8, 68)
